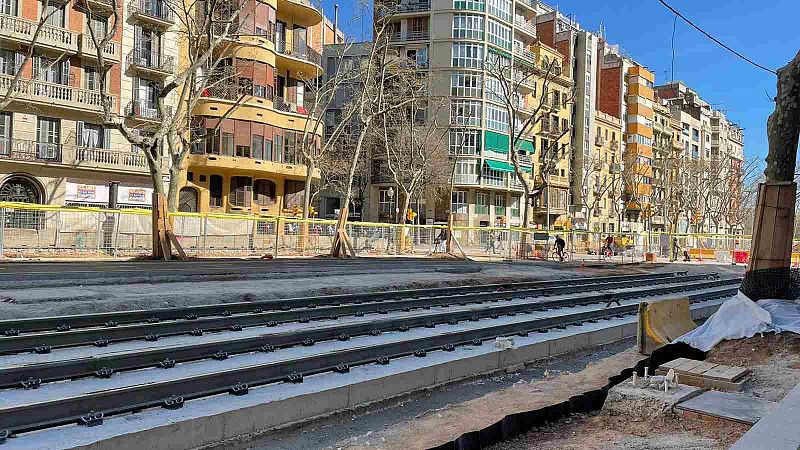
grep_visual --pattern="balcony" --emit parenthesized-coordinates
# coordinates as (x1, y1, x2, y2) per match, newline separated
(0, 138, 167, 174)
(126, 48, 176, 76)
(125, 99, 171, 122)
(80, 0, 114, 13)
(79, 33, 120, 63)
(0, 74, 116, 113)
(595, 135, 606, 146)
(453, 174, 479, 185)
(378, 0, 430, 15)
(128, 0, 175, 27)
(274, 96, 310, 115)
(0, 139, 61, 163)
(277, 0, 322, 27)
(389, 29, 429, 42)
(516, 0, 538, 11)
(0, 13, 79, 54)
(514, 18, 536, 38)
(275, 39, 322, 70)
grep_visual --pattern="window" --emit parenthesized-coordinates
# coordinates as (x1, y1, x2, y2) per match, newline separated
(41, 0, 65, 27)
(236, 144, 250, 157)
(692, 144, 699, 158)
(230, 176, 252, 207)
(482, 166, 505, 187)
(36, 117, 60, 159)
(485, 104, 509, 133)
(484, 76, 503, 103)
(379, 189, 395, 213)
(0, 112, 11, 156)
(485, 49, 510, 71)
(475, 192, 489, 214)
(692, 128, 699, 142)
(209, 175, 223, 207)
(636, 155, 652, 165)
(454, 159, 479, 184)
(450, 100, 482, 126)
(451, 72, 482, 97)
(452, 14, 483, 40)
(486, 18, 511, 50)
(486, 0, 511, 22)
(253, 179, 276, 206)
(641, 176, 653, 185)
(220, 132, 234, 156)
(449, 129, 481, 155)
(452, 42, 483, 69)
(627, 134, 653, 147)
(0, 49, 20, 76)
(511, 196, 520, 218)
(453, 0, 484, 11)
(265, 138, 274, 161)
(84, 66, 100, 90)
(494, 194, 506, 216)
(33, 56, 69, 84)
(76, 122, 107, 148)
(252, 135, 264, 159)
(451, 191, 468, 214)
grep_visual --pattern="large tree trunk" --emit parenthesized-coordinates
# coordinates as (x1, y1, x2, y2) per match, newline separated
(741, 51, 800, 300)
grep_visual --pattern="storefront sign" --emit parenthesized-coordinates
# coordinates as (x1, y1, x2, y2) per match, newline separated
(65, 182, 109, 204)
(117, 185, 153, 206)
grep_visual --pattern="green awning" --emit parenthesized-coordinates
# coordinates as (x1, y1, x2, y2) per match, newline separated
(484, 160, 514, 173)
(516, 140, 535, 154)
(519, 164, 532, 173)
(488, 46, 512, 61)
(485, 131, 509, 154)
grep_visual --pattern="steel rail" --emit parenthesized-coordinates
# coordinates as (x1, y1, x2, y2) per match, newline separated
(0, 286, 736, 435)
(0, 273, 713, 354)
(0, 277, 739, 387)
(0, 272, 689, 334)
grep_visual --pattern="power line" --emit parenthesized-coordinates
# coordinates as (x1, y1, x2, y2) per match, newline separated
(671, 14, 677, 81)
(656, 0, 777, 76)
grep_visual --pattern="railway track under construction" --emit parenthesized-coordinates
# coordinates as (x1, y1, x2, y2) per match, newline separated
(0, 271, 740, 447)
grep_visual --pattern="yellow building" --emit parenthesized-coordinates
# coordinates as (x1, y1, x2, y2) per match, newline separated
(590, 110, 623, 232)
(180, 0, 340, 215)
(527, 42, 573, 228)
(624, 65, 655, 220)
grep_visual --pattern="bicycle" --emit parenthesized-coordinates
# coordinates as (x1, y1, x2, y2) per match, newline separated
(549, 245, 571, 262)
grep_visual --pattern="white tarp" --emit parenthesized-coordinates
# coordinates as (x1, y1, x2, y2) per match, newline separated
(676, 292, 800, 351)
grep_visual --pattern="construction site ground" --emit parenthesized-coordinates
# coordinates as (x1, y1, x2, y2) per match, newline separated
(487, 333, 800, 450)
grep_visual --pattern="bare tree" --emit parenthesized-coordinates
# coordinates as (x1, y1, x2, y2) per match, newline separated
(485, 51, 574, 229)
(575, 153, 616, 231)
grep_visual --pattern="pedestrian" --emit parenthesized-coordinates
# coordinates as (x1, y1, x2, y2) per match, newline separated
(554, 234, 566, 262)
(671, 237, 680, 262)
(605, 235, 615, 256)
(433, 227, 448, 253)
(484, 230, 497, 254)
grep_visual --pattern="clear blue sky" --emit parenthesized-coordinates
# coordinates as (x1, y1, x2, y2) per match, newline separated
(320, 0, 800, 163)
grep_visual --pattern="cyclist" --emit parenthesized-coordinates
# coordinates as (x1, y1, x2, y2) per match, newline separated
(554, 235, 566, 262)
(604, 235, 615, 257)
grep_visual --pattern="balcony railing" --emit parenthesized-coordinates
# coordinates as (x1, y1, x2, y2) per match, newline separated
(0, 74, 116, 112)
(390, 29, 429, 41)
(275, 39, 322, 67)
(80, 33, 119, 62)
(125, 99, 171, 120)
(453, 174, 479, 185)
(514, 18, 536, 36)
(0, 138, 61, 163)
(127, 48, 176, 74)
(378, 0, 430, 15)
(595, 135, 606, 146)
(128, 0, 175, 25)
(0, 13, 78, 53)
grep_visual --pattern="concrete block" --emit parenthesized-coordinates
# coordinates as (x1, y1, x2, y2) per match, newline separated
(548, 332, 590, 356)
(604, 382, 703, 418)
(433, 352, 499, 384)
(347, 366, 436, 407)
(497, 341, 549, 367)
(588, 324, 625, 346)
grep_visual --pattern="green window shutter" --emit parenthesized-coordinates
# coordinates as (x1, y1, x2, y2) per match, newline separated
(484, 160, 514, 173)
(484, 130, 509, 154)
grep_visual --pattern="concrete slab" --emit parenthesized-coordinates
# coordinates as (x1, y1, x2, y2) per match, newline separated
(603, 382, 704, 418)
(730, 384, 800, 450)
(676, 390, 778, 425)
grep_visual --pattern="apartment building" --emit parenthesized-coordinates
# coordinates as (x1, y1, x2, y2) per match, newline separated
(182, 2, 342, 214)
(650, 94, 683, 233)
(356, 0, 573, 228)
(655, 80, 745, 234)
(0, 0, 177, 209)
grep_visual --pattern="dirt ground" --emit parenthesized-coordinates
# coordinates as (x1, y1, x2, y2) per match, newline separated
(488, 411, 748, 450)
(488, 333, 800, 450)
(707, 332, 800, 402)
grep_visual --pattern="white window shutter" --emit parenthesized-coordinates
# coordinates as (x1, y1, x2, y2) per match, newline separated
(76, 121, 84, 146)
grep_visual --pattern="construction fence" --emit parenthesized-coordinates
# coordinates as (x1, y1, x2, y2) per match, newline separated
(0, 202, 784, 264)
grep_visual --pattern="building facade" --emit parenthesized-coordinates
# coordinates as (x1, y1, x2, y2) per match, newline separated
(353, 0, 573, 228)
(0, 0, 178, 209)
(182, 2, 342, 215)
(0, 0, 341, 217)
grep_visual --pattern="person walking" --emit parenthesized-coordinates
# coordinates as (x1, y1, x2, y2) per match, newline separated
(554, 235, 566, 262)
(671, 237, 680, 262)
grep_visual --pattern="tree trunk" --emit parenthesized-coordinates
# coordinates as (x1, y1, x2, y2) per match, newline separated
(741, 51, 800, 301)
